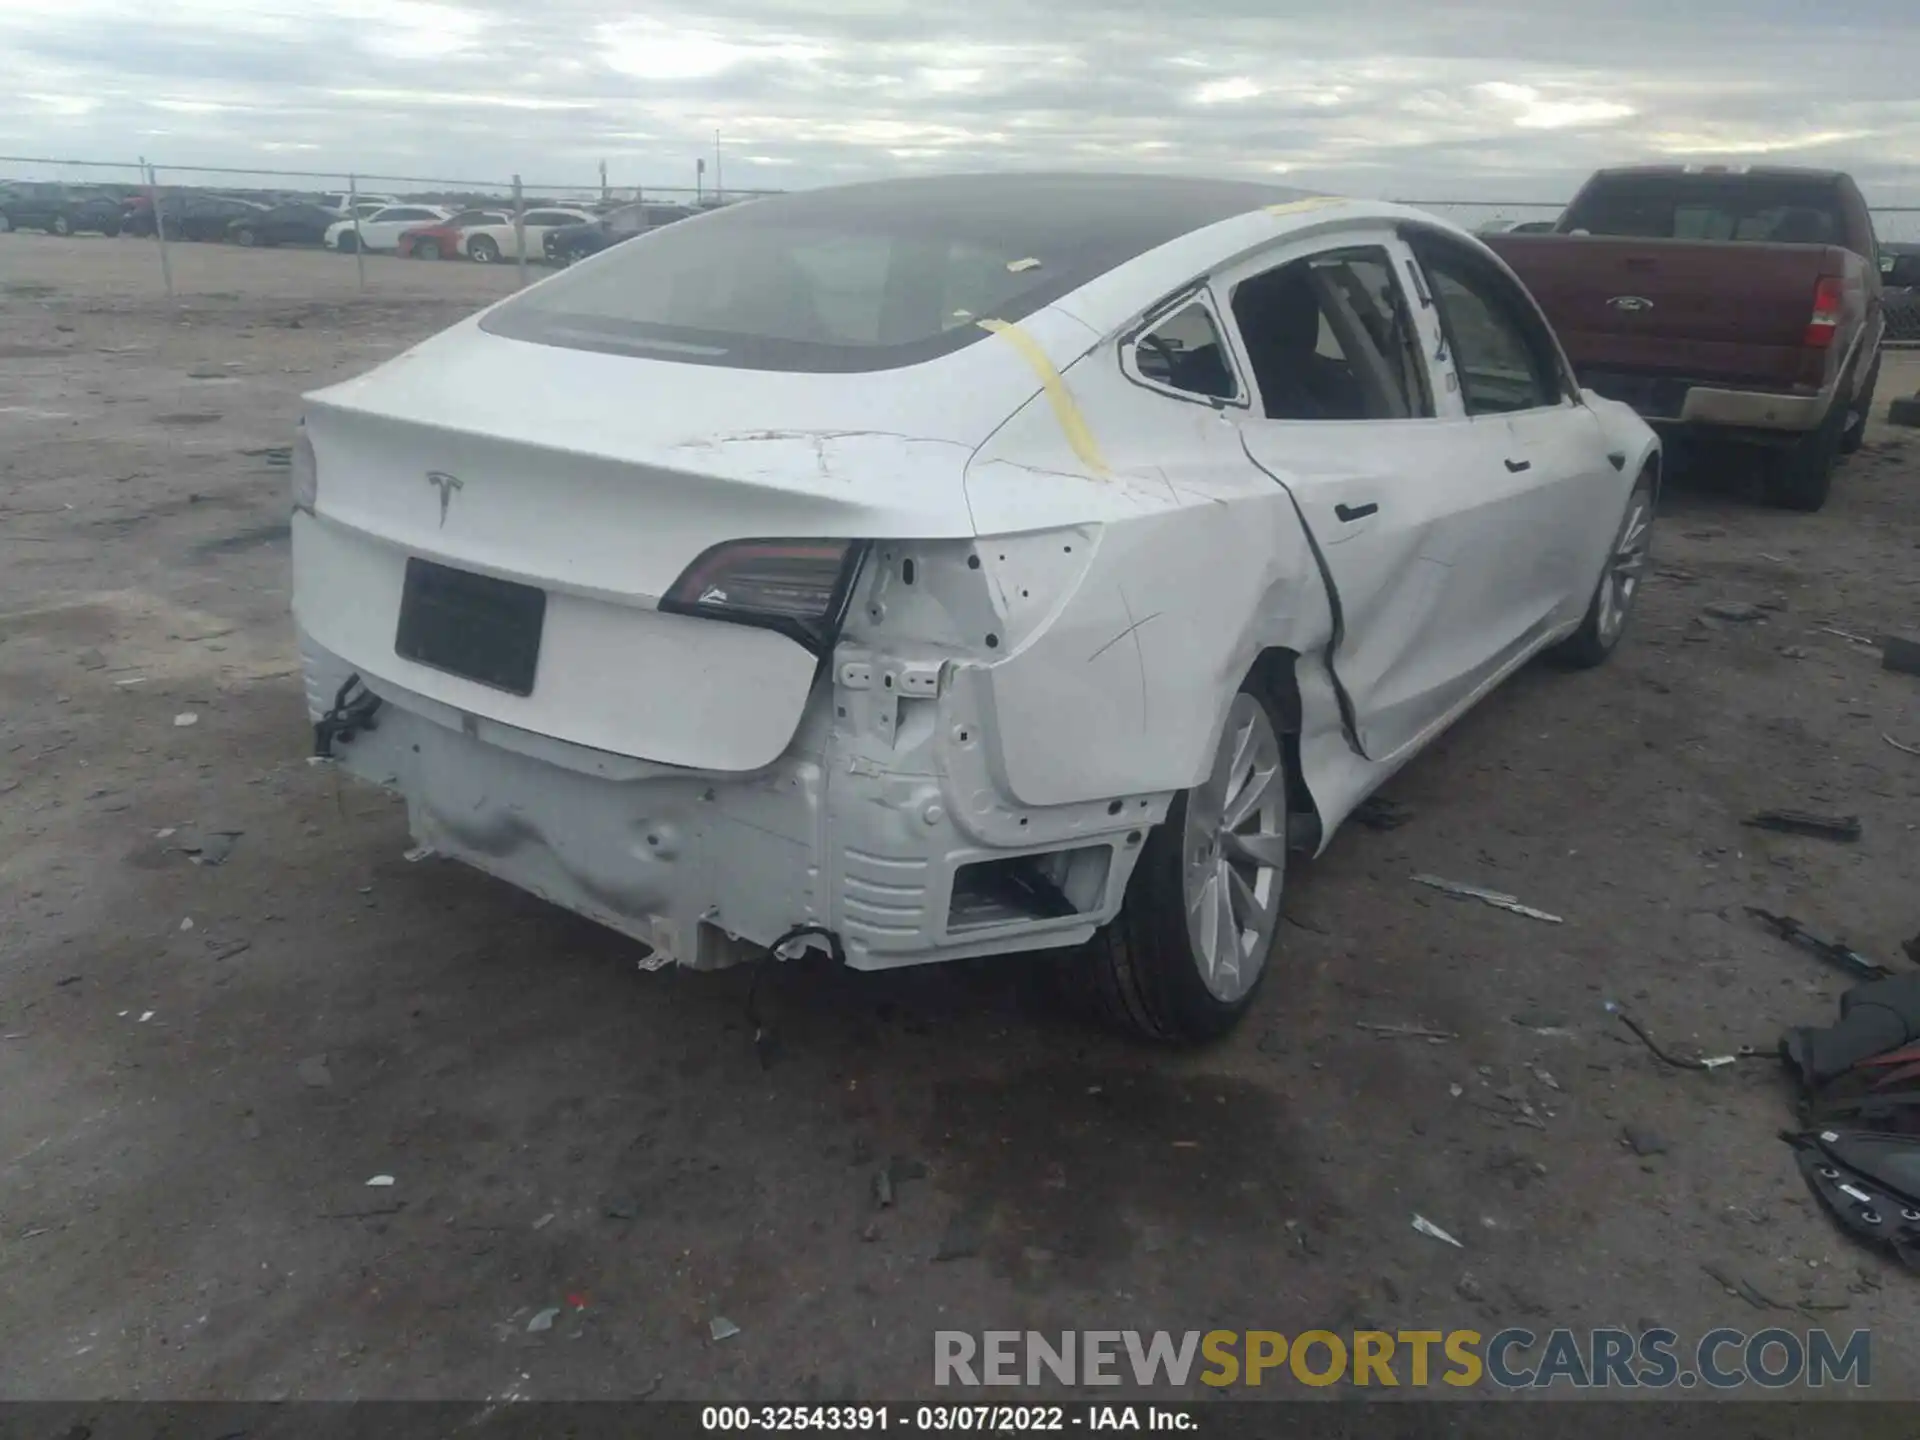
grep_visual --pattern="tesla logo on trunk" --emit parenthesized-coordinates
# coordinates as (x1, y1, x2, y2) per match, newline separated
(425, 471, 463, 526)
(1607, 295, 1654, 312)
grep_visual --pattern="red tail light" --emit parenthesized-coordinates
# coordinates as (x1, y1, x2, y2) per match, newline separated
(1804, 276, 1844, 349)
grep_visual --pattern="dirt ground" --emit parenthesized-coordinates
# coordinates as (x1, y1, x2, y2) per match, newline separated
(3, 233, 1919, 1404)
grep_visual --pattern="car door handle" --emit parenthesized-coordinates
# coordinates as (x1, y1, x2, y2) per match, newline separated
(1335, 502, 1378, 522)
(1504, 458, 1531, 473)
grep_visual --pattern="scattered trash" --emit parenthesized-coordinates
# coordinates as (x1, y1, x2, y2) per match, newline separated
(709, 1316, 741, 1341)
(366, 1174, 395, 1187)
(1882, 633, 1920, 678)
(179, 917, 194, 931)
(138, 1011, 153, 1023)
(296, 1054, 333, 1088)
(1412, 874, 1563, 924)
(175, 829, 243, 867)
(1622, 1127, 1668, 1157)
(1607, 1001, 1761, 1072)
(1703, 600, 1766, 622)
(1353, 797, 1415, 831)
(1510, 1009, 1569, 1031)
(1006, 257, 1042, 273)
(1885, 734, 1920, 758)
(532, 1212, 555, 1230)
(528, 1308, 560, 1334)
(1449, 1084, 1464, 1098)
(1701, 1263, 1786, 1312)
(1412, 1214, 1464, 1249)
(403, 845, 435, 862)
(1777, 646, 1809, 660)
(603, 1197, 638, 1220)
(1355, 1021, 1456, 1042)
(1533, 1068, 1561, 1092)
(1817, 625, 1878, 648)
(1747, 907, 1889, 981)
(1743, 810, 1862, 843)
(872, 1168, 895, 1210)
(173, 712, 199, 728)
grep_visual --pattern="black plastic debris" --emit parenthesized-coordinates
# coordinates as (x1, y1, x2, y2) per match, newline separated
(1786, 1131, 1920, 1271)
(1783, 973, 1920, 1092)
(1743, 809, 1862, 843)
(1748, 907, 1889, 981)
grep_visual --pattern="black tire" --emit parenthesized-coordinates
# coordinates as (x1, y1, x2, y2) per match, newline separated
(0, 210, 12, 234)
(1841, 354, 1880, 456)
(467, 234, 500, 263)
(50, 213, 72, 236)
(101, 221, 121, 238)
(416, 239, 441, 261)
(1055, 683, 1289, 1044)
(234, 227, 257, 247)
(336, 232, 359, 254)
(1548, 472, 1655, 669)
(1762, 393, 1846, 512)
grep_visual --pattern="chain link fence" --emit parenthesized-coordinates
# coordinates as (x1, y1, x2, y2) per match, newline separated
(3, 157, 1916, 342)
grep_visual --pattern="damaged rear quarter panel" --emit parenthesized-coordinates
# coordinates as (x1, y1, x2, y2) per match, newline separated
(963, 315, 1332, 809)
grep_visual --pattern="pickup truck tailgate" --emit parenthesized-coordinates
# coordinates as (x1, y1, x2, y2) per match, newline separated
(1487, 234, 1841, 388)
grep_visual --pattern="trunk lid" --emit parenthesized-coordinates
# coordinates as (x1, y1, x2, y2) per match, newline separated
(1487, 234, 1841, 387)
(294, 314, 1076, 770)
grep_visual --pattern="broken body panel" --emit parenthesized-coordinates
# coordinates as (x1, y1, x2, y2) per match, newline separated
(294, 192, 1657, 973)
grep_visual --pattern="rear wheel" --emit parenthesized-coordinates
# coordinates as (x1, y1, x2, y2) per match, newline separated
(234, 227, 258, 247)
(336, 231, 359, 254)
(1762, 394, 1846, 512)
(1058, 685, 1288, 1044)
(0, 210, 12, 234)
(1548, 473, 1654, 669)
(1841, 354, 1880, 456)
(416, 239, 441, 261)
(467, 234, 500, 263)
(50, 214, 72, 236)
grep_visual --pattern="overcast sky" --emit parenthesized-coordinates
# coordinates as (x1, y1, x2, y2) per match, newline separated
(3, 0, 1919, 213)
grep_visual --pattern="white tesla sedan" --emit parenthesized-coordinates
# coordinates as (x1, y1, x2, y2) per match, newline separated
(290, 174, 1657, 1042)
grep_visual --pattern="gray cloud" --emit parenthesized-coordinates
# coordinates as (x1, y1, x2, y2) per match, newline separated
(2, 0, 1916, 230)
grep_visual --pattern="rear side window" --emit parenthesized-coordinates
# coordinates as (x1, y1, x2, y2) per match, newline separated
(1131, 302, 1238, 402)
(1562, 175, 1845, 246)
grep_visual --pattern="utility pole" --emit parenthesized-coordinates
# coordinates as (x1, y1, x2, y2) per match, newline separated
(599, 160, 608, 204)
(696, 156, 705, 203)
(714, 130, 723, 203)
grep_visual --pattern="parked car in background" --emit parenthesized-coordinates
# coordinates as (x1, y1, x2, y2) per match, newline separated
(396, 210, 512, 260)
(316, 191, 399, 218)
(229, 202, 339, 248)
(543, 201, 694, 264)
(1485, 165, 1883, 511)
(0, 183, 125, 236)
(324, 205, 452, 253)
(455, 207, 596, 263)
(1477, 218, 1558, 236)
(291, 174, 1658, 1043)
(174, 196, 269, 241)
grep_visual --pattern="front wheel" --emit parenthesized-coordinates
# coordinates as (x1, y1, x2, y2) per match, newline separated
(415, 239, 441, 261)
(1547, 473, 1654, 669)
(1058, 685, 1289, 1043)
(51, 214, 72, 236)
(234, 227, 257, 247)
(336, 232, 359, 253)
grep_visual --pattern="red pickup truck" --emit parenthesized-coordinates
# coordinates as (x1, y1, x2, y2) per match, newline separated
(1484, 165, 1885, 511)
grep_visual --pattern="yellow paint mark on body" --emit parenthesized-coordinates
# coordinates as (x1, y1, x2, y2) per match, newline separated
(976, 318, 1110, 478)
(1263, 196, 1349, 217)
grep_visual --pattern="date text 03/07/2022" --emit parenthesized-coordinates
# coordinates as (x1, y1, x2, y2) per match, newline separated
(700, 1405, 1190, 1431)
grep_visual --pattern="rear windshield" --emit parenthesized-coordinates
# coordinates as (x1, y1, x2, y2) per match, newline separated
(480, 174, 1308, 372)
(1560, 175, 1847, 246)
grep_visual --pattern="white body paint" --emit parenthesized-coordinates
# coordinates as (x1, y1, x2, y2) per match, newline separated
(293, 194, 1658, 971)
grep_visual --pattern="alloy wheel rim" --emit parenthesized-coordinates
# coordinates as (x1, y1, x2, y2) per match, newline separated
(1596, 490, 1651, 644)
(1181, 693, 1287, 1004)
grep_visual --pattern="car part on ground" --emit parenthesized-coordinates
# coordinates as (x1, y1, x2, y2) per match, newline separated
(290, 172, 1659, 1042)
(1486, 165, 1884, 512)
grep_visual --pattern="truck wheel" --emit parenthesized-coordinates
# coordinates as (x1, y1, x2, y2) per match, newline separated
(1840, 355, 1880, 456)
(1548, 472, 1654, 669)
(1763, 396, 1846, 512)
(1058, 685, 1288, 1044)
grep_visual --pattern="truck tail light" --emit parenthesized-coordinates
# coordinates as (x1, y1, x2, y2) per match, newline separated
(661, 539, 864, 653)
(1804, 276, 1844, 349)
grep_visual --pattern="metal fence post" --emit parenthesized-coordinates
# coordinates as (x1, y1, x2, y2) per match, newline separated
(348, 174, 367, 290)
(512, 174, 527, 289)
(141, 158, 174, 299)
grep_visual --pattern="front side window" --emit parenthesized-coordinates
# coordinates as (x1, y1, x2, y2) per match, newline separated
(1414, 244, 1562, 416)
(1231, 247, 1429, 421)
(1129, 301, 1238, 402)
